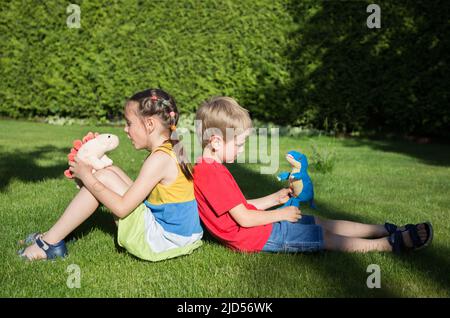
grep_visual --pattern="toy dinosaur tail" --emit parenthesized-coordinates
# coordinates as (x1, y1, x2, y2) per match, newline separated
(64, 131, 99, 179)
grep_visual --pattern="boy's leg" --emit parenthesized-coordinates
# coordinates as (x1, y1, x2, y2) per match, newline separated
(323, 224, 428, 252)
(21, 169, 131, 260)
(315, 217, 388, 238)
(323, 230, 391, 252)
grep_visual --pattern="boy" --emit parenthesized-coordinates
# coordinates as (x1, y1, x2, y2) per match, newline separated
(193, 96, 433, 254)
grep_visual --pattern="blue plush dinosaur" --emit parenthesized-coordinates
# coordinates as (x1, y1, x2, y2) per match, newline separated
(277, 150, 316, 209)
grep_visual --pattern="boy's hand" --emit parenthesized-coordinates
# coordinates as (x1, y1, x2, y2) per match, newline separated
(279, 206, 302, 223)
(274, 188, 292, 205)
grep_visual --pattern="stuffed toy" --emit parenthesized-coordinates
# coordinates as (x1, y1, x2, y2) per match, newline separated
(277, 150, 316, 208)
(64, 131, 119, 179)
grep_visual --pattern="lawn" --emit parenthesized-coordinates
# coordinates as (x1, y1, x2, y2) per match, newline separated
(0, 119, 449, 297)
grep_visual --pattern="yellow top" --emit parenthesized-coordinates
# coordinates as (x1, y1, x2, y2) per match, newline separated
(146, 142, 195, 205)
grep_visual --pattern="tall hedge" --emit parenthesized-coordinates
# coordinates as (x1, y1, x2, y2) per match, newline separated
(0, 0, 292, 119)
(1, 0, 449, 137)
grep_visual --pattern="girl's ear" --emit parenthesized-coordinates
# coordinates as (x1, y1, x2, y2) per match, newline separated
(144, 117, 155, 133)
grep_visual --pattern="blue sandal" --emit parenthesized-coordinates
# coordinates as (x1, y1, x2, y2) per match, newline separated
(18, 234, 68, 260)
(388, 222, 433, 253)
(18, 232, 41, 246)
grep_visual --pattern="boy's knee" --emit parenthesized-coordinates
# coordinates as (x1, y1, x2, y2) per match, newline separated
(314, 216, 323, 226)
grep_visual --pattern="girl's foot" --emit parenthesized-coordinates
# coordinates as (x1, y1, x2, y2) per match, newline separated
(18, 234, 68, 261)
(20, 241, 47, 260)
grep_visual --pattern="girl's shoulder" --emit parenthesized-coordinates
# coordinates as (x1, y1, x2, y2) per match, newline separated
(143, 146, 179, 185)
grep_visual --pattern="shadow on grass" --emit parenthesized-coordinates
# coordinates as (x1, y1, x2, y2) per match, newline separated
(340, 137, 450, 167)
(0, 145, 68, 192)
(66, 208, 118, 242)
(224, 163, 450, 297)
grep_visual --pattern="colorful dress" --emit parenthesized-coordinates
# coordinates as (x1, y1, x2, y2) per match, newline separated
(118, 143, 203, 261)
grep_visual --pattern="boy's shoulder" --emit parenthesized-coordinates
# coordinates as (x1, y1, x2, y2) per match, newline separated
(194, 158, 234, 181)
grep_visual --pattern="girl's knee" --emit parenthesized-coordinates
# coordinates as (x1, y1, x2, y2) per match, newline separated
(104, 165, 119, 173)
(93, 168, 117, 182)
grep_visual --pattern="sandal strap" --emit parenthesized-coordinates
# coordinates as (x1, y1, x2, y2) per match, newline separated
(384, 222, 398, 234)
(36, 236, 68, 260)
(405, 223, 434, 250)
(388, 231, 404, 254)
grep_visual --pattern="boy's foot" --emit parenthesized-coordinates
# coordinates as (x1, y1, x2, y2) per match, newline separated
(400, 223, 428, 247)
(388, 222, 433, 253)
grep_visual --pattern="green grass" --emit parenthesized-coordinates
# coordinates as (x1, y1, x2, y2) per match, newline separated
(1, 119, 449, 297)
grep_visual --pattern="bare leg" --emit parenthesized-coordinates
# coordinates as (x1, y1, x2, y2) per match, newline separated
(105, 165, 133, 186)
(21, 169, 131, 260)
(323, 224, 429, 253)
(315, 216, 388, 238)
(323, 230, 391, 252)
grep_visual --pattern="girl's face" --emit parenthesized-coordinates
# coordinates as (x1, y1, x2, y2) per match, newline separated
(123, 102, 150, 150)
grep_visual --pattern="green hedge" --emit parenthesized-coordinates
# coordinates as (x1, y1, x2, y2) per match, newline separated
(0, 0, 292, 119)
(1, 0, 448, 137)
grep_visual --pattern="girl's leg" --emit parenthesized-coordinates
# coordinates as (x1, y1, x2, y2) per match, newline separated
(315, 216, 388, 238)
(21, 169, 131, 260)
(105, 165, 133, 186)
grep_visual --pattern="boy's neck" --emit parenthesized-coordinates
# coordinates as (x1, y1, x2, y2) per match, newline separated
(201, 147, 222, 164)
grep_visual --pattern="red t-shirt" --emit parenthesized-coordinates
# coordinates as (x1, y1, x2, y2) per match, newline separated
(193, 157, 273, 252)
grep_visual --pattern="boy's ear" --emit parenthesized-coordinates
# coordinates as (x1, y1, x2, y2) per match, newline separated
(210, 135, 222, 151)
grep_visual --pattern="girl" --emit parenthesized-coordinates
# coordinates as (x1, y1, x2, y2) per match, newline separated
(19, 88, 203, 261)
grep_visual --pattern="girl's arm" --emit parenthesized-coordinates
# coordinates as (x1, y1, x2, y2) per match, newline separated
(72, 152, 170, 218)
(247, 188, 292, 210)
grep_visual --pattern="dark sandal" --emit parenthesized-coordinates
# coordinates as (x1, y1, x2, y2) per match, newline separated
(18, 235, 68, 260)
(388, 222, 433, 253)
(384, 222, 398, 235)
(404, 222, 433, 251)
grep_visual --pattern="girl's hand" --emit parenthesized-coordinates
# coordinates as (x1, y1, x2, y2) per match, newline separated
(274, 188, 292, 205)
(69, 156, 93, 181)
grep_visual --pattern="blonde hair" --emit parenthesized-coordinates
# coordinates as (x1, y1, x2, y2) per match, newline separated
(195, 96, 252, 149)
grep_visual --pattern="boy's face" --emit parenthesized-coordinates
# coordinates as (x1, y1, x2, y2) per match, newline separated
(213, 130, 249, 163)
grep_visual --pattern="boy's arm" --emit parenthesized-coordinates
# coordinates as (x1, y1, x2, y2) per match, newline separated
(247, 188, 292, 210)
(229, 204, 301, 228)
(247, 194, 278, 210)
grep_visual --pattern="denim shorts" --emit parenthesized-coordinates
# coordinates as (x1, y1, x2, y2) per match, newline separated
(262, 214, 324, 253)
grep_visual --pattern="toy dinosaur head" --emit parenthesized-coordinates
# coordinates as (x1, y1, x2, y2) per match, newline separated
(286, 150, 308, 169)
(96, 134, 120, 152)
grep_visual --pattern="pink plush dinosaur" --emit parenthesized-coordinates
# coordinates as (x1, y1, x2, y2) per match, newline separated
(64, 132, 119, 179)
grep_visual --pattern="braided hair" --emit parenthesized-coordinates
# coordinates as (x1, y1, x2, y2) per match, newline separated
(128, 88, 193, 180)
